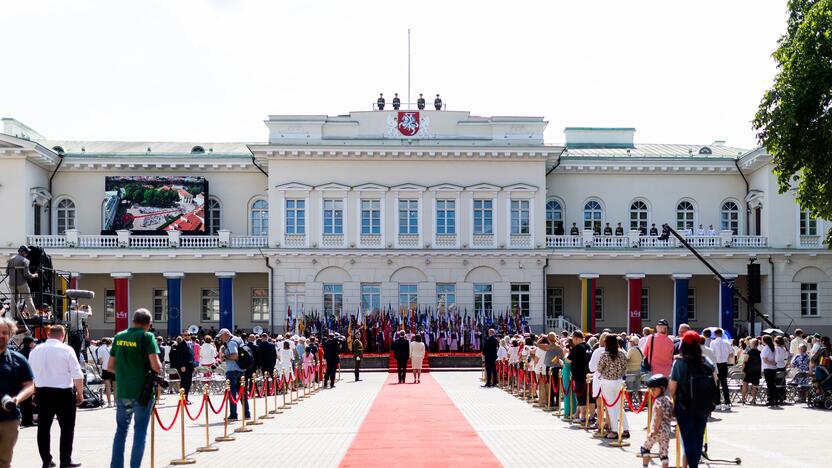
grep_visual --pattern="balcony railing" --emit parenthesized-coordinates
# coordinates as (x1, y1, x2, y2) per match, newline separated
(27, 231, 268, 249)
(434, 234, 457, 248)
(546, 234, 769, 249)
(799, 235, 822, 248)
(398, 233, 419, 248)
(472, 234, 494, 248)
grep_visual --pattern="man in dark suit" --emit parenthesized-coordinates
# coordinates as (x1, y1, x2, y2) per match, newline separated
(392, 330, 410, 384)
(244, 334, 260, 384)
(171, 334, 195, 403)
(258, 333, 277, 377)
(322, 333, 340, 388)
(482, 328, 499, 387)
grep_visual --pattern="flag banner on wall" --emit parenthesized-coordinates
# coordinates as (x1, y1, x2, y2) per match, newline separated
(580, 277, 596, 333)
(218, 276, 234, 331)
(673, 277, 689, 332)
(114, 278, 130, 333)
(167, 277, 182, 337)
(720, 281, 734, 334)
(627, 277, 643, 335)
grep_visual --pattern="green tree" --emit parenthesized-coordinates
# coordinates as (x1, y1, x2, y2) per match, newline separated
(753, 0, 832, 246)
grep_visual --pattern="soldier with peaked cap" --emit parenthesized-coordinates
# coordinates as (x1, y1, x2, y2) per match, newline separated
(434, 94, 442, 110)
(392, 93, 401, 110)
(377, 93, 385, 110)
(417, 93, 425, 110)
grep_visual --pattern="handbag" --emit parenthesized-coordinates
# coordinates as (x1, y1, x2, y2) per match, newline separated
(641, 336, 654, 373)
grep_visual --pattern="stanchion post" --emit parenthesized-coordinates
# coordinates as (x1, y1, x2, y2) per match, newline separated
(150, 405, 155, 468)
(261, 374, 274, 419)
(607, 384, 630, 447)
(170, 389, 196, 465)
(545, 371, 552, 411)
(235, 379, 252, 433)
(215, 380, 235, 442)
(197, 385, 219, 452)
(646, 391, 652, 431)
(675, 424, 681, 468)
(584, 377, 591, 430)
(249, 376, 263, 425)
(270, 371, 283, 414)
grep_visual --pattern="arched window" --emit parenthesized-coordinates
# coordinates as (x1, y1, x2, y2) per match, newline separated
(546, 200, 563, 235)
(583, 200, 603, 233)
(629, 200, 649, 232)
(191, 145, 205, 154)
(676, 200, 696, 232)
(249, 199, 269, 236)
(56, 198, 76, 234)
(720, 201, 740, 234)
(207, 198, 222, 234)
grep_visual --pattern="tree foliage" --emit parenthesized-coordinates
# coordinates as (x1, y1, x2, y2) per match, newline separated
(753, 0, 832, 245)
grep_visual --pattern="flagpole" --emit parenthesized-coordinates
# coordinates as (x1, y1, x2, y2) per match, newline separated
(407, 28, 411, 110)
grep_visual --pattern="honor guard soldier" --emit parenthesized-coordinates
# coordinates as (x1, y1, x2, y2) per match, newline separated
(614, 222, 624, 236)
(377, 93, 386, 110)
(570, 223, 580, 235)
(603, 223, 613, 236)
(392, 93, 401, 110)
(434, 94, 443, 110)
(417, 93, 426, 110)
(649, 223, 659, 236)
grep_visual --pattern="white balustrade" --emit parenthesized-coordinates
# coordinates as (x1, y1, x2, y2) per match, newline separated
(79, 235, 118, 248)
(685, 236, 722, 248)
(592, 235, 627, 248)
(799, 235, 822, 248)
(230, 236, 268, 248)
(731, 236, 768, 248)
(546, 235, 581, 248)
(398, 234, 419, 248)
(639, 236, 676, 248)
(510, 234, 532, 248)
(434, 234, 457, 248)
(321, 233, 345, 248)
(180, 236, 220, 248)
(283, 234, 306, 248)
(360, 233, 382, 248)
(26, 235, 67, 248)
(129, 236, 169, 248)
(472, 234, 494, 248)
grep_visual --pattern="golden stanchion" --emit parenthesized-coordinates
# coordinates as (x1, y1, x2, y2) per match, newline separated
(280, 373, 291, 409)
(287, 370, 297, 406)
(197, 385, 219, 453)
(592, 383, 605, 438)
(150, 405, 155, 468)
(481, 362, 486, 382)
(646, 391, 652, 431)
(584, 377, 591, 430)
(607, 384, 630, 447)
(270, 371, 283, 415)
(234, 379, 252, 433)
(170, 389, 196, 465)
(675, 423, 682, 468)
(249, 377, 263, 426)
(215, 380, 235, 442)
(261, 375, 274, 419)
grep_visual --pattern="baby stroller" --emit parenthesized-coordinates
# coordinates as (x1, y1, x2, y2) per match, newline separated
(807, 366, 832, 410)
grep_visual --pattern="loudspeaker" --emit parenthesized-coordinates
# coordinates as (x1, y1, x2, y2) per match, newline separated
(747, 262, 761, 304)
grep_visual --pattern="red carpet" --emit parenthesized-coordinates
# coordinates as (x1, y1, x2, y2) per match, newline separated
(340, 374, 500, 467)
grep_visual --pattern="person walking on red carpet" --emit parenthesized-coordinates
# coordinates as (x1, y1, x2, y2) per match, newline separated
(482, 329, 499, 387)
(393, 331, 410, 384)
(409, 335, 426, 383)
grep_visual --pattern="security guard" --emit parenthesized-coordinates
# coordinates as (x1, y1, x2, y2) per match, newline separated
(570, 223, 579, 236)
(377, 93, 385, 110)
(603, 223, 613, 236)
(649, 224, 659, 236)
(392, 93, 401, 110)
(614, 222, 624, 236)
(417, 94, 425, 110)
(434, 94, 442, 110)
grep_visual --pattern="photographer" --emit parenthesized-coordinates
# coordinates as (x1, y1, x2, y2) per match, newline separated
(5, 246, 38, 317)
(106, 309, 161, 468)
(0, 317, 35, 468)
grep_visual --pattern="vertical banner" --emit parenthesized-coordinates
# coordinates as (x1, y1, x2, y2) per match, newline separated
(219, 276, 234, 331)
(627, 277, 643, 335)
(58, 275, 69, 321)
(580, 277, 597, 333)
(167, 277, 182, 337)
(114, 277, 130, 333)
(673, 277, 689, 332)
(720, 280, 734, 335)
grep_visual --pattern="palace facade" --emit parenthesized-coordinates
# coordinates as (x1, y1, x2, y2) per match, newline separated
(1, 110, 830, 337)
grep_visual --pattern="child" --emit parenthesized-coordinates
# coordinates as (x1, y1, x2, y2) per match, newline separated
(640, 374, 673, 468)
(303, 347, 315, 387)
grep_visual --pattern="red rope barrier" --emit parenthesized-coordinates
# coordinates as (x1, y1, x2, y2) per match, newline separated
(183, 394, 207, 421)
(228, 385, 245, 404)
(207, 391, 227, 415)
(247, 380, 257, 399)
(624, 391, 649, 413)
(153, 401, 181, 431)
(601, 388, 624, 408)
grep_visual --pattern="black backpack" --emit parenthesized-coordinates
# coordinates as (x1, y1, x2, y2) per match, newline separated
(236, 342, 255, 370)
(678, 360, 717, 415)
(79, 386, 104, 409)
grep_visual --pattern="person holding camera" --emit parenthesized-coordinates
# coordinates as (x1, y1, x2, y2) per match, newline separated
(0, 318, 35, 468)
(28, 325, 84, 468)
(106, 309, 161, 468)
(6, 246, 38, 317)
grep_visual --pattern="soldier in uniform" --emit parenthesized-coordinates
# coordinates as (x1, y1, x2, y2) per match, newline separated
(434, 94, 442, 110)
(392, 93, 401, 110)
(377, 93, 385, 110)
(417, 94, 426, 110)
(614, 222, 624, 236)
(649, 223, 659, 236)
(570, 223, 580, 235)
(603, 223, 613, 236)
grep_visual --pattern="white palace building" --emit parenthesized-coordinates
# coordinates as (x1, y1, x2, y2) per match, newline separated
(0, 109, 830, 338)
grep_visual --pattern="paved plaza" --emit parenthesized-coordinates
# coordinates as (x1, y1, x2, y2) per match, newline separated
(12, 371, 831, 468)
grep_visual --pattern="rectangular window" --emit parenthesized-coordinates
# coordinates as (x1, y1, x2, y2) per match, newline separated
(322, 199, 343, 235)
(436, 199, 456, 235)
(285, 283, 305, 316)
(399, 284, 418, 312)
(473, 199, 493, 235)
(510, 200, 530, 235)
(201, 288, 220, 322)
(251, 288, 269, 322)
(474, 284, 493, 317)
(511, 283, 531, 317)
(285, 199, 305, 234)
(732, 294, 741, 321)
(799, 211, 818, 236)
(546, 287, 564, 319)
(361, 199, 381, 234)
(152, 288, 167, 322)
(801, 283, 818, 316)
(103, 289, 115, 323)
(641, 288, 650, 321)
(361, 283, 381, 313)
(436, 283, 456, 313)
(323, 284, 343, 316)
(595, 288, 604, 321)
(687, 288, 696, 321)
(398, 199, 419, 234)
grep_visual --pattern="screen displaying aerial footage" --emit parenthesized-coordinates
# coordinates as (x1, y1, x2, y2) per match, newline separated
(102, 176, 208, 233)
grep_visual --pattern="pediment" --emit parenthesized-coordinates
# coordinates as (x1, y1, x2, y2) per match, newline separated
(391, 183, 427, 192)
(465, 183, 501, 192)
(354, 183, 389, 192)
(315, 182, 351, 191)
(274, 182, 313, 191)
(502, 183, 538, 192)
(428, 183, 464, 192)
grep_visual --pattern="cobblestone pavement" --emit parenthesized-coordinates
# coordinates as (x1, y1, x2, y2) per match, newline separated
(12, 372, 385, 468)
(12, 372, 832, 467)
(432, 372, 831, 468)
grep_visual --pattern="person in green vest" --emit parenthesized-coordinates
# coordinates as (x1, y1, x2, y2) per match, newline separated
(352, 331, 364, 382)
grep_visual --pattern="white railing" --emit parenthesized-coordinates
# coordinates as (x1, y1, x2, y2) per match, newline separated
(320, 233, 344, 248)
(593, 235, 627, 248)
(731, 236, 768, 248)
(685, 236, 722, 248)
(545, 316, 580, 333)
(26, 235, 67, 248)
(180, 236, 220, 248)
(510, 234, 532, 248)
(434, 234, 457, 248)
(799, 235, 822, 248)
(78, 235, 118, 248)
(283, 234, 306, 248)
(639, 236, 677, 248)
(360, 233, 383, 248)
(230, 236, 268, 248)
(472, 234, 494, 248)
(398, 234, 419, 248)
(546, 235, 581, 248)
(129, 236, 169, 248)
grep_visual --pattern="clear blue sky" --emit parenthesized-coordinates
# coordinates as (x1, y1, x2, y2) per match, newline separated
(0, 0, 788, 148)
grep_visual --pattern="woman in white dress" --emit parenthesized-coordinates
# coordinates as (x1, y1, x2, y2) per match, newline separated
(410, 335, 426, 383)
(278, 340, 296, 381)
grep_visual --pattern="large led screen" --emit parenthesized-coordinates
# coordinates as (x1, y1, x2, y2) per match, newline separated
(102, 176, 208, 233)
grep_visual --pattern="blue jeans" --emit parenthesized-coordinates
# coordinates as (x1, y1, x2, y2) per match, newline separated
(675, 409, 707, 468)
(226, 370, 249, 419)
(110, 398, 154, 468)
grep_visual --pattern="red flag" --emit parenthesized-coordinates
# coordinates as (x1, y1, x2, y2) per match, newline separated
(627, 277, 643, 335)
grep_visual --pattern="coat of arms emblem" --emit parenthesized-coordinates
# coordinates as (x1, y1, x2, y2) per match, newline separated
(397, 111, 421, 136)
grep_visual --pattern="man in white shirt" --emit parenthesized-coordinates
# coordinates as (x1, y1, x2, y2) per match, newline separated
(707, 224, 717, 236)
(709, 328, 734, 410)
(697, 224, 706, 236)
(638, 327, 652, 352)
(27, 325, 83, 468)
